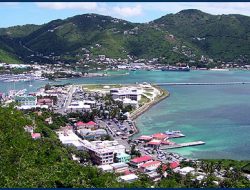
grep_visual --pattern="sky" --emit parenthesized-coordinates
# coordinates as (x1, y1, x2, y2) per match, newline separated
(1, 2, 250, 27)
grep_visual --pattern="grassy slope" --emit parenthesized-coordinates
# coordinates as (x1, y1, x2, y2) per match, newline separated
(0, 49, 21, 63)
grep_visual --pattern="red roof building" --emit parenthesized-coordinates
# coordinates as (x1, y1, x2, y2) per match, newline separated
(129, 155, 153, 168)
(86, 121, 96, 126)
(152, 133, 168, 140)
(76, 121, 86, 127)
(162, 161, 180, 171)
(140, 160, 161, 169)
(170, 161, 180, 169)
(31, 133, 41, 139)
(138, 135, 153, 141)
(147, 139, 162, 148)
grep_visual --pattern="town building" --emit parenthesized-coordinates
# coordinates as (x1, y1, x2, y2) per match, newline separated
(57, 129, 84, 150)
(110, 163, 129, 173)
(110, 87, 142, 101)
(147, 139, 162, 148)
(139, 160, 161, 173)
(116, 152, 131, 163)
(118, 174, 138, 183)
(129, 155, 153, 168)
(79, 140, 126, 165)
(15, 95, 37, 109)
(98, 164, 113, 172)
(78, 128, 107, 140)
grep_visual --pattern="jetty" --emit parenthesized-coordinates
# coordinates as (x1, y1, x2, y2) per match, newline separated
(156, 82, 250, 86)
(160, 141, 205, 150)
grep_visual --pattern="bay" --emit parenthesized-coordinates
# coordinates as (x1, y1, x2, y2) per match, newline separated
(1, 70, 250, 160)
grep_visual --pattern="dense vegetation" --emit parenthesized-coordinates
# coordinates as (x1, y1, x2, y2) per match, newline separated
(1, 10, 250, 64)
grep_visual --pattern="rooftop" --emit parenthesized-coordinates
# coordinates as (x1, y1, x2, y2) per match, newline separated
(131, 155, 153, 163)
(140, 161, 161, 169)
(152, 133, 168, 140)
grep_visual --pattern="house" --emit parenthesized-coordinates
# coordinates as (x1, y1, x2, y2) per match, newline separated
(45, 117, 53, 125)
(170, 161, 180, 169)
(75, 121, 86, 128)
(116, 152, 131, 163)
(178, 167, 195, 175)
(146, 171, 161, 182)
(139, 160, 161, 173)
(31, 133, 41, 140)
(86, 121, 97, 128)
(37, 98, 54, 107)
(129, 155, 153, 168)
(118, 174, 138, 183)
(98, 164, 114, 172)
(24, 125, 34, 133)
(111, 163, 129, 173)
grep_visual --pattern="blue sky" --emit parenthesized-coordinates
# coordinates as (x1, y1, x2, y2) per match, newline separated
(1, 2, 250, 27)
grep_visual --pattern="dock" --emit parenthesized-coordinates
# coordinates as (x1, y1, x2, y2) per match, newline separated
(160, 141, 205, 150)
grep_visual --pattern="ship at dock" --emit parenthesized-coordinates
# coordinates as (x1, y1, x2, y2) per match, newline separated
(165, 130, 185, 138)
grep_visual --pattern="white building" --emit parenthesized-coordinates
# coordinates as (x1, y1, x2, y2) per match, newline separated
(110, 87, 142, 101)
(57, 129, 84, 150)
(15, 95, 37, 109)
(80, 140, 126, 165)
(118, 174, 138, 183)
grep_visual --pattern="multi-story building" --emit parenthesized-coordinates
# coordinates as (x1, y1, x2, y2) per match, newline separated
(80, 140, 126, 165)
(110, 87, 142, 101)
(15, 95, 37, 109)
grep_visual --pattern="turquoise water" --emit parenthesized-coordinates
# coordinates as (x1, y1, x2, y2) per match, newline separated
(1, 70, 250, 160)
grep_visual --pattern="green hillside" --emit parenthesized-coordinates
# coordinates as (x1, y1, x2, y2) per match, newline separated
(151, 9, 250, 61)
(1, 10, 250, 64)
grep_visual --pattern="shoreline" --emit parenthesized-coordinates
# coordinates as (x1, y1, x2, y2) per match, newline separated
(129, 84, 170, 137)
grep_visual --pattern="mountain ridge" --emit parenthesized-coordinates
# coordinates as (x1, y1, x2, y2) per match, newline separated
(1, 9, 250, 65)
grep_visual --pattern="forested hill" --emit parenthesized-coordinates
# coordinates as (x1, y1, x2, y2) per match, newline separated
(0, 106, 148, 187)
(151, 9, 250, 61)
(1, 10, 250, 64)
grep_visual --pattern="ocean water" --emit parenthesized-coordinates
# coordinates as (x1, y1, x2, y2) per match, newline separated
(1, 70, 250, 160)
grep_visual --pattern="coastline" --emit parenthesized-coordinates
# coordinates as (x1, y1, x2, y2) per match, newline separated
(129, 85, 170, 137)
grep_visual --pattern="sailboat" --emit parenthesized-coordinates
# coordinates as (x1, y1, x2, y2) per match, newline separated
(29, 80, 33, 87)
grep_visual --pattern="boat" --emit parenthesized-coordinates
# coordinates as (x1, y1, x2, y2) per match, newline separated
(165, 130, 181, 135)
(161, 65, 190, 72)
(165, 130, 185, 138)
(210, 68, 229, 71)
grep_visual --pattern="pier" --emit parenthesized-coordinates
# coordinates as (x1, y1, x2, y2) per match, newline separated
(160, 141, 205, 150)
(155, 82, 250, 86)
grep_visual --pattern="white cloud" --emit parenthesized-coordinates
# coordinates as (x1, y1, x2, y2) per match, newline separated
(36, 2, 97, 10)
(34, 2, 250, 22)
(112, 5, 142, 17)
(142, 2, 250, 16)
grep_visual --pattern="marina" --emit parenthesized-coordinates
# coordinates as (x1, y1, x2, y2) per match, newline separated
(0, 74, 47, 82)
